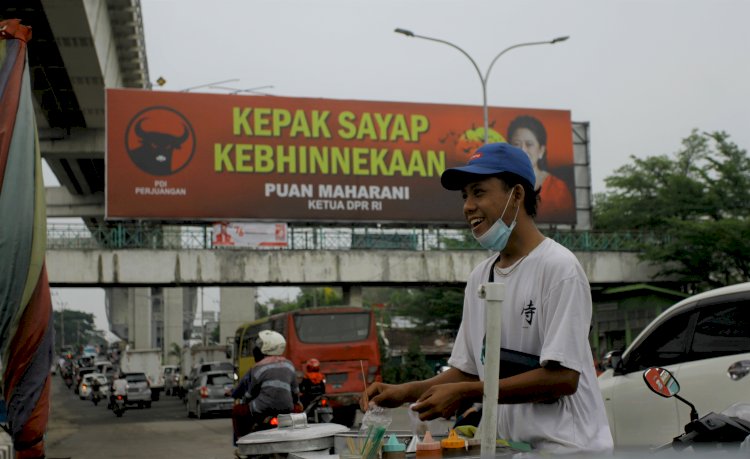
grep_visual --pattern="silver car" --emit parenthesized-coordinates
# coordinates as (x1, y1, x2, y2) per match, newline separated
(186, 371, 234, 419)
(124, 372, 152, 408)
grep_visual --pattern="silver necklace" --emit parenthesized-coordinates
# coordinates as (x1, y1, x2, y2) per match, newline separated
(493, 254, 528, 277)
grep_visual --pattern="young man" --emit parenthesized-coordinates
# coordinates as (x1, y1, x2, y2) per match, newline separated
(363, 143, 613, 454)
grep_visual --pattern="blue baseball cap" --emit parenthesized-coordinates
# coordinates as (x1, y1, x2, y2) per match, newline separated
(440, 142, 536, 190)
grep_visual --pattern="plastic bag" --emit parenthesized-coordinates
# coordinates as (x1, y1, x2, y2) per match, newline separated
(359, 405, 392, 459)
(407, 403, 446, 436)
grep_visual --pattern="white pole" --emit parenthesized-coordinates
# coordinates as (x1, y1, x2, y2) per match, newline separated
(478, 282, 505, 459)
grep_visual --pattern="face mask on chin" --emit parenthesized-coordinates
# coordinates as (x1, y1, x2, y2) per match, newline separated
(473, 191, 520, 252)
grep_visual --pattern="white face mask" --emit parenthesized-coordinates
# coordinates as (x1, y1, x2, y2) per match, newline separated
(473, 192, 520, 251)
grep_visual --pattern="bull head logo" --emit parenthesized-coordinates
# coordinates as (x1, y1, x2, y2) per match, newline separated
(125, 107, 195, 176)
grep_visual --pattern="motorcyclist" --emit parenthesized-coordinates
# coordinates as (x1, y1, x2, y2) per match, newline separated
(231, 330, 300, 442)
(110, 373, 128, 409)
(299, 358, 326, 409)
(91, 376, 102, 403)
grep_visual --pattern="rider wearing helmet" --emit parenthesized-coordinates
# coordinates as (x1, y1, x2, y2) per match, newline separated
(299, 358, 326, 408)
(232, 330, 300, 441)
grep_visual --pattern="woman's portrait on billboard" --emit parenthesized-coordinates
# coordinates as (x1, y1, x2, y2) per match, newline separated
(508, 115, 575, 222)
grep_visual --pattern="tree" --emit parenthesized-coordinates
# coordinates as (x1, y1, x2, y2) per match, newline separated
(594, 130, 750, 290)
(52, 309, 105, 351)
(388, 287, 464, 335)
(382, 340, 434, 384)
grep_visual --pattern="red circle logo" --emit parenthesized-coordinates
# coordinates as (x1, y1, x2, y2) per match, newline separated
(124, 106, 196, 176)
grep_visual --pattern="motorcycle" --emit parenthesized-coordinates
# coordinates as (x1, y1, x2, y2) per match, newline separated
(304, 395, 333, 424)
(111, 394, 127, 417)
(91, 387, 102, 406)
(643, 367, 750, 451)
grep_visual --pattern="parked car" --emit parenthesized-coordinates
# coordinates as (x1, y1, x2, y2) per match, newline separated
(123, 372, 152, 408)
(185, 371, 234, 419)
(79, 373, 109, 400)
(598, 282, 750, 448)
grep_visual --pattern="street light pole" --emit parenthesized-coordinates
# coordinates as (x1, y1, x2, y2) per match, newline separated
(394, 29, 569, 143)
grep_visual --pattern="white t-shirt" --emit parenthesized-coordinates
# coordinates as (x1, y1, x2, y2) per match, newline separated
(112, 378, 128, 396)
(448, 238, 613, 454)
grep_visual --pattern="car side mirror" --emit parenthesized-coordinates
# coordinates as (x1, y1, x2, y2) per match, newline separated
(642, 367, 680, 398)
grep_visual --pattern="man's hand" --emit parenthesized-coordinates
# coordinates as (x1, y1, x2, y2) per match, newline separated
(360, 382, 417, 412)
(411, 382, 472, 420)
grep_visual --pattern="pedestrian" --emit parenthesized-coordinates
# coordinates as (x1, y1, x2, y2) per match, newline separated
(362, 143, 613, 454)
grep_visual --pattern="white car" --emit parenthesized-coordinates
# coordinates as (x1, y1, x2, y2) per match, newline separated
(78, 373, 109, 400)
(598, 282, 750, 448)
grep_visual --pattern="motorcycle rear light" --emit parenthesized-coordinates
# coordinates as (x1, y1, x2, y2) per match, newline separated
(270, 417, 279, 426)
(117, 395, 123, 400)
(320, 398, 328, 406)
(200, 386, 209, 398)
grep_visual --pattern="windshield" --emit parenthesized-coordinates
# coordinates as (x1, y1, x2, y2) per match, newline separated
(294, 312, 370, 343)
(207, 374, 232, 386)
(126, 373, 148, 383)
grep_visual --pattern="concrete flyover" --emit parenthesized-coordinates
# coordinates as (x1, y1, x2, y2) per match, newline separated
(47, 249, 664, 287)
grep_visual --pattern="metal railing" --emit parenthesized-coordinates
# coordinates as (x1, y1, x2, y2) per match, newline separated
(46, 223, 667, 252)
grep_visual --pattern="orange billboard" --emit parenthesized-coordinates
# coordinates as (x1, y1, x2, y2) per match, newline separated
(106, 89, 576, 224)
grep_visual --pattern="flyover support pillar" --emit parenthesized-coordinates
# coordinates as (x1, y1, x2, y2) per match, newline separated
(342, 286, 363, 307)
(219, 287, 256, 349)
(163, 288, 187, 365)
(130, 287, 152, 349)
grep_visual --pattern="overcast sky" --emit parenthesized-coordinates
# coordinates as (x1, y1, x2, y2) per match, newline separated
(52, 0, 750, 334)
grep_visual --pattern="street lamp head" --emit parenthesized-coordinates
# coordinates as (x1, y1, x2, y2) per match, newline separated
(394, 28, 415, 37)
(551, 35, 570, 44)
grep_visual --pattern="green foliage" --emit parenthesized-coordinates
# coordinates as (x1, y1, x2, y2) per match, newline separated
(594, 130, 750, 289)
(168, 342, 182, 365)
(382, 340, 435, 383)
(52, 309, 105, 350)
(388, 287, 464, 334)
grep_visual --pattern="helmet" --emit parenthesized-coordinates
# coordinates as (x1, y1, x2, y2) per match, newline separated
(306, 358, 320, 372)
(257, 330, 286, 356)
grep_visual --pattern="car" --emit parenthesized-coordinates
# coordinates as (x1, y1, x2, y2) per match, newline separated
(103, 366, 117, 385)
(598, 282, 750, 448)
(74, 367, 96, 394)
(79, 373, 109, 400)
(162, 365, 180, 396)
(122, 372, 152, 408)
(185, 371, 234, 419)
(180, 361, 234, 398)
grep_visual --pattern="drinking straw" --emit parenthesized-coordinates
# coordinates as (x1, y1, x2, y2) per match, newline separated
(362, 425, 387, 459)
(346, 436, 357, 454)
(360, 360, 369, 407)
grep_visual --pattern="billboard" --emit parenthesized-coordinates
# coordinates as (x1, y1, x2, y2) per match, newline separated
(106, 89, 576, 224)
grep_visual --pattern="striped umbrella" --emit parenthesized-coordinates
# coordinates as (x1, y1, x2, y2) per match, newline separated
(0, 19, 54, 459)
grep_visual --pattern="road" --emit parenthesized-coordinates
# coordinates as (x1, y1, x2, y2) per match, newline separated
(46, 374, 236, 459)
(45, 374, 453, 459)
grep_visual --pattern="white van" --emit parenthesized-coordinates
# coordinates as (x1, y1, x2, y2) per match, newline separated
(598, 282, 750, 448)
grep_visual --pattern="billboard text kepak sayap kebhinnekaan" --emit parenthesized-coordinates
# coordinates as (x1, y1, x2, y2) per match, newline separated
(106, 89, 576, 224)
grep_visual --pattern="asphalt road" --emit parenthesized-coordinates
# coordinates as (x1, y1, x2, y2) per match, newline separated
(46, 374, 236, 459)
(45, 373, 453, 459)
